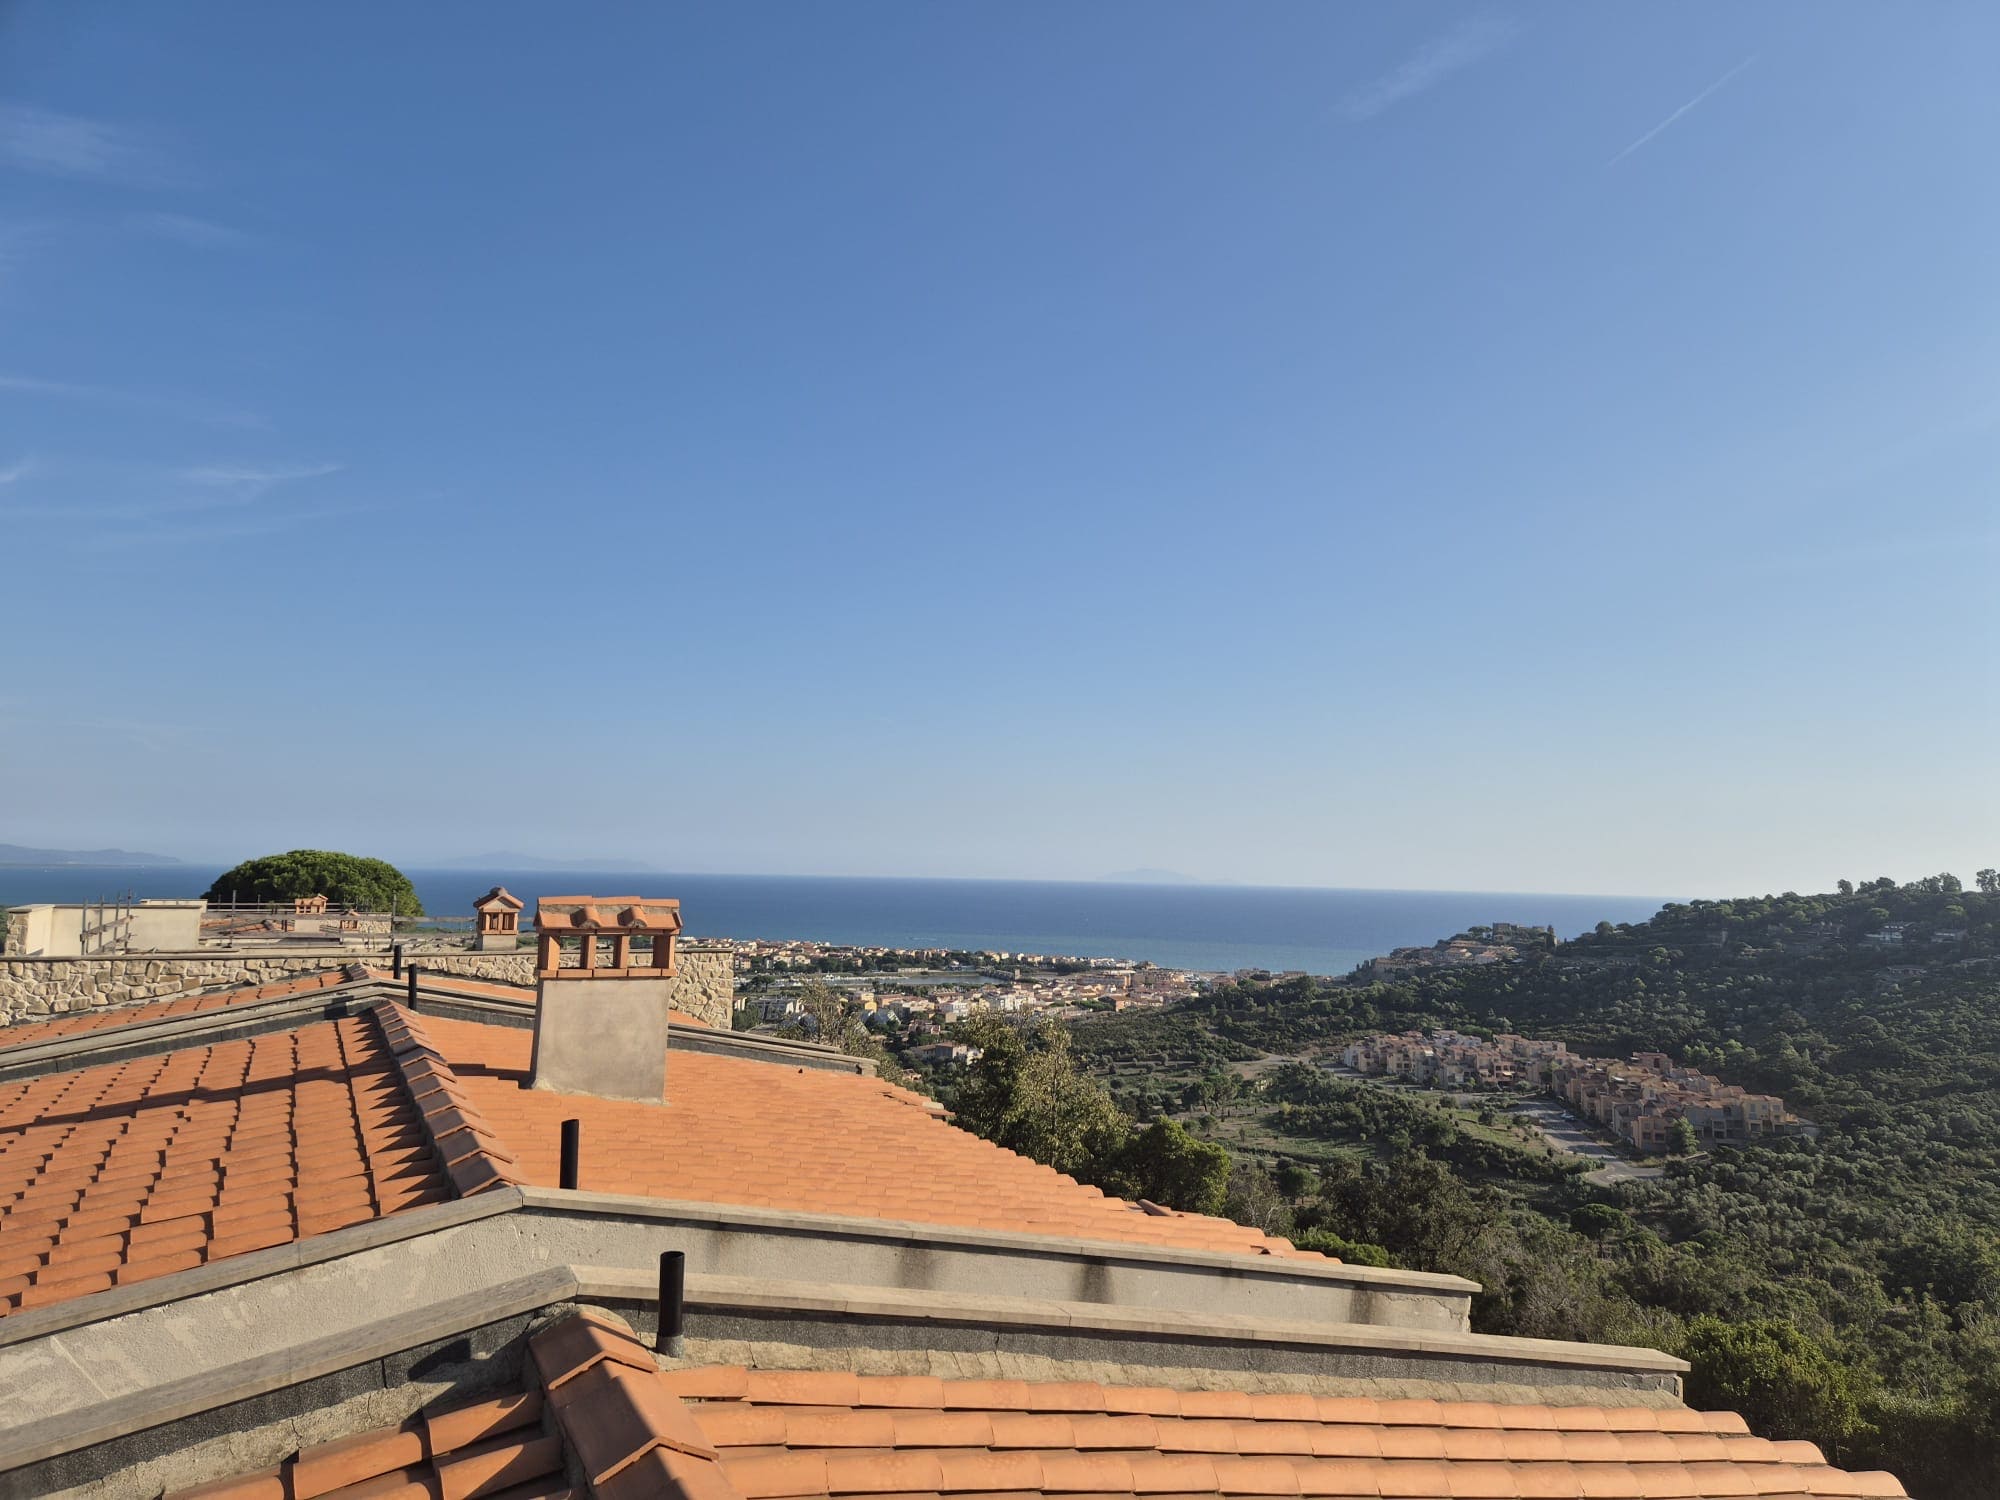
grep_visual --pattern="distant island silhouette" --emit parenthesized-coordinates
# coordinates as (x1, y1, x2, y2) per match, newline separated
(421, 852, 658, 873)
(0, 843, 183, 868)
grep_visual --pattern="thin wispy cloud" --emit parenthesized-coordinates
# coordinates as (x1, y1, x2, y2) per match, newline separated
(131, 212, 249, 249)
(0, 371, 103, 400)
(0, 370, 264, 428)
(0, 105, 156, 184)
(0, 460, 342, 524)
(0, 458, 28, 485)
(1608, 56, 1757, 167)
(0, 707, 197, 754)
(1340, 16, 1516, 122)
(185, 462, 342, 488)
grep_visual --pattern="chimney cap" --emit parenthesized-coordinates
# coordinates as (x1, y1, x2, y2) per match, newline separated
(534, 896, 683, 935)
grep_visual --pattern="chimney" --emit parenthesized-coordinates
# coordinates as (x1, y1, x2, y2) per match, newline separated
(529, 895, 684, 1104)
(473, 885, 525, 951)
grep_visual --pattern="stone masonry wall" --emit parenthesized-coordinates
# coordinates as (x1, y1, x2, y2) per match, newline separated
(0, 941, 734, 1030)
(658, 943, 734, 1028)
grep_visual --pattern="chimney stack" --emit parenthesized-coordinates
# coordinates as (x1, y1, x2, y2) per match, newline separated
(473, 886, 525, 952)
(529, 896, 684, 1104)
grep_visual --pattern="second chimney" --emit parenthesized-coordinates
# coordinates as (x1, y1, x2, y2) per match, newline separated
(529, 895, 683, 1104)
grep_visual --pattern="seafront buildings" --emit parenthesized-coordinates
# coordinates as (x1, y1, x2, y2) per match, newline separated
(1341, 1029, 1806, 1153)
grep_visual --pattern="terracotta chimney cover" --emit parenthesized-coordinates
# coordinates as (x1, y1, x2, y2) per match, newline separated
(529, 894, 686, 1103)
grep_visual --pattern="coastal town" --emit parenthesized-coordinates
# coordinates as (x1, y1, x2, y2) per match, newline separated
(728, 936, 1213, 1063)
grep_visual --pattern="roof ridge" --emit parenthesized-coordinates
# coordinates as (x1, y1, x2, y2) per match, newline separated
(531, 1310, 743, 1499)
(369, 1003, 525, 1199)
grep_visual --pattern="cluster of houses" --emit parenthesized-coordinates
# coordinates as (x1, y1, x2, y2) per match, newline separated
(730, 938, 973, 971)
(730, 936, 1183, 975)
(739, 964, 1208, 1059)
(1859, 921, 1968, 950)
(1340, 1029, 1807, 1154)
(1359, 923, 1557, 982)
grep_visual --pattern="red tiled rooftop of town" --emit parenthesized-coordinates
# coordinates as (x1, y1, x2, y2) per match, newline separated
(169, 1309, 1912, 1500)
(0, 1013, 453, 1313)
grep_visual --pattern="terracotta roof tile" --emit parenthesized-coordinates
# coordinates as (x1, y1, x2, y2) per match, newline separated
(596, 1447, 733, 1500)
(423, 1388, 544, 1455)
(554, 1362, 718, 1485)
(0, 1017, 453, 1316)
(370, 1006, 523, 1201)
(530, 1306, 664, 1390)
(168, 1382, 569, 1500)
(163, 1465, 290, 1500)
(33, 1304, 1934, 1500)
(433, 1432, 563, 1500)
(406, 1012, 1311, 1262)
(291, 1420, 427, 1498)
(0, 971, 362, 1054)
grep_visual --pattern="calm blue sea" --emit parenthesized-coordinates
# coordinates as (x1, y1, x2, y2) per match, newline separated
(0, 867, 1670, 976)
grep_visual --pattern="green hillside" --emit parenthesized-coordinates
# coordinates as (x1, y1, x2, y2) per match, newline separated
(1057, 874, 2000, 1497)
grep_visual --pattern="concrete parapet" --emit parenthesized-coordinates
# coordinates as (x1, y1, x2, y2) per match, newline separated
(513, 1188, 1479, 1334)
(0, 1200, 1683, 1498)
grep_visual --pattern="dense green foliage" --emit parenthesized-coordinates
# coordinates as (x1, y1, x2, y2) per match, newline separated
(1054, 876, 2000, 1498)
(1261, 1062, 1581, 1184)
(939, 1017, 1231, 1215)
(203, 849, 424, 916)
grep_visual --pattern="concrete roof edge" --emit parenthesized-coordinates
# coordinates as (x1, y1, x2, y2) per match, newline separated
(0, 1186, 527, 1348)
(517, 1187, 1482, 1295)
(570, 1266, 1690, 1376)
(0, 1264, 580, 1474)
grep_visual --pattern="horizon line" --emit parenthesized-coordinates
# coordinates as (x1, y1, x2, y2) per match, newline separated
(2, 855, 1690, 904)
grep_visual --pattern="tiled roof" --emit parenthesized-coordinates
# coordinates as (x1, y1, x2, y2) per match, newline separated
(660, 1359, 1909, 1500)
(169, 1310, 1912, 1500)
(419, 1013, 1314, 1260)
(0, 970, 355, 1053)
(164, 1384, 569, 1500)
(0, 988, 1299, 1319)
(0, 1013, 453, 1314)
(374, 1003, 527, 1199)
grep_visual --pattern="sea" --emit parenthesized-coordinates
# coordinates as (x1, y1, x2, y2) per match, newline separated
(0, 867, 1671, 976)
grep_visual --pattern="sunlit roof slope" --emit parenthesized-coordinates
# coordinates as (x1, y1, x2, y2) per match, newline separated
(169, 1309, 1911, 1500)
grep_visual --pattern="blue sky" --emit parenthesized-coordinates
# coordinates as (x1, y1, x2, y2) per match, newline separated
(0, 3, 1992, 895)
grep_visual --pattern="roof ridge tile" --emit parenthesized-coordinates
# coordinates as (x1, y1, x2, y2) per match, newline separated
(367, 1004, 523, 1199)
(529, 1307, 661, 1391)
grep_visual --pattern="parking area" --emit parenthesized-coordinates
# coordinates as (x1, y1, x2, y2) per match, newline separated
(1509, 1098, 1665, 1184)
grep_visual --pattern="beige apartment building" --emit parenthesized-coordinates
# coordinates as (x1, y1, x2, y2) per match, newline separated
(1343, 1030, 1803, 1153)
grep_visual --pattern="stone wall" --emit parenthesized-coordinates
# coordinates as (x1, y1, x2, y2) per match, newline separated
(0, 941, 734, 1029)
(658, 943, 734, 1028)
